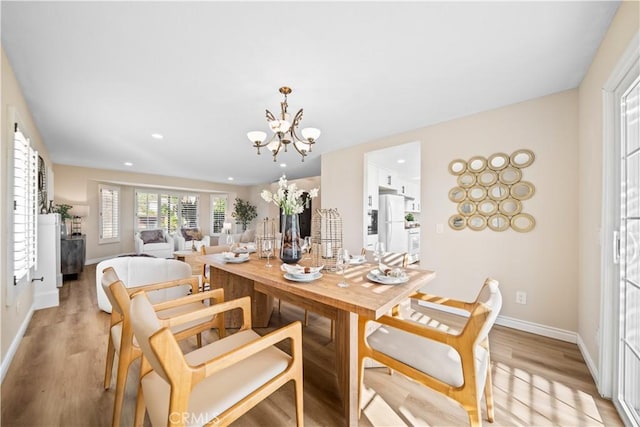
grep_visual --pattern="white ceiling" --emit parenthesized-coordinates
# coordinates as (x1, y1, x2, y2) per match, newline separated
(1, 1, 619, 186)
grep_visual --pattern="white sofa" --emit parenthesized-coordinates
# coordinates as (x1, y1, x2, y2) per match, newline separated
(96, 256, 192, 313)
(173, 227, 210, 251)
(134, 229, 174, 258)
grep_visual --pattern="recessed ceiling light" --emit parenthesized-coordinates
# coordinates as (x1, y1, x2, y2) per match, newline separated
(124, 162, 133, 166)
(280, 163, 287, 168)
(227, 177, 234, 181)
(397, 159, 406, 164)
(151, 133, 164, 140)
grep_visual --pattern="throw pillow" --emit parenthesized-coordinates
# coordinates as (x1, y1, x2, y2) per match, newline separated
(181, 227, 200, 241)
(140, 230, 164, 244)
(240, 229, 255, 243)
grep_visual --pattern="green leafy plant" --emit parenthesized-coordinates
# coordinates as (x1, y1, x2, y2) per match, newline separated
(405, 213, 415, 222)
(53, 203, 73, 221)
(231, 198, 257, 231)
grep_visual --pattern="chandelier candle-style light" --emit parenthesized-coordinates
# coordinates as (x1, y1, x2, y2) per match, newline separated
(247, 86, 321, 162)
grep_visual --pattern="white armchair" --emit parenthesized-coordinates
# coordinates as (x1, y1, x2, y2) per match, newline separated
(173, 227, 210, 251)
(134, 229, 174, 258)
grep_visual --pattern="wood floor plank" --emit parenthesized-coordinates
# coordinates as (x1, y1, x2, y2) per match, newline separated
(1, 264, 622, 426)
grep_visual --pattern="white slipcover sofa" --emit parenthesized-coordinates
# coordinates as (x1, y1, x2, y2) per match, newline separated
(134, 229, 174, 258)
(173, 227, 210, 251)
(96, 256, 192, 313)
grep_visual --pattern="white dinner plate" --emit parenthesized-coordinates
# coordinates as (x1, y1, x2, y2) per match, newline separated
(284, 272, 323, 283)
(222, 254, 250, 263)
(233, 246, 256, 254)
(366, 270, 409, 285)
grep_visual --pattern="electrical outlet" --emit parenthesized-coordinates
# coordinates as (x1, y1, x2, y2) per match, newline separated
(515, 291, 527, 305)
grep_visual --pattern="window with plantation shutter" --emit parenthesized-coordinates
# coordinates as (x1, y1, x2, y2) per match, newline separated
(135, 190, 198, 233)
(13, 124, 38, 284)
(99, 184, 120, 244)
(210, 194, 228, 234)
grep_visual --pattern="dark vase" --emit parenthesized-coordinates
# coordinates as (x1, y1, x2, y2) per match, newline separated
(280, 213, 302, 264)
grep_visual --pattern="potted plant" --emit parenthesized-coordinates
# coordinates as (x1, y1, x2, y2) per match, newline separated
(53, 203, 73, 237)
(231, 198, 257, 231)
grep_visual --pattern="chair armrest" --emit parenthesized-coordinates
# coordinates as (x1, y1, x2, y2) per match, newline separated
(128, 277, 199, 297)
(134, 234, 144, 254)
(164, 233, 174, 247)
(174, 233, 186, 251)
(408, 291, 475, 312)
(197, 320, 302, 376)
(160, 296, 252, 330)
(152, 288, 224, 312)
(367, 313, 461, 346)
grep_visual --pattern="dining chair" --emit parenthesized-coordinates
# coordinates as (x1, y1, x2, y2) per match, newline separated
(358, 278, 502, 426)
(101, 267, 225, 427)
(361, 249, 409, 268)
(200, 245, 228, 291)
(129, 291, 304, 427)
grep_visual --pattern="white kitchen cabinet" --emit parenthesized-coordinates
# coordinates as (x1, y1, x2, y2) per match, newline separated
(366, 234, 379, 250)
(366, 163, 379, 210)
(378, 167, 399, 191)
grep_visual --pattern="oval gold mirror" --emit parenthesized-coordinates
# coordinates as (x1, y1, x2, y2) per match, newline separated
(510, 149, 535, 168)
(499, 198, 522, 216)
(488, 183, 510, 201)
(478, 170, 498, 186)
(511, 213, 536, 232)
(478, 199, 498, 216)
(457, 172, 476, 188)
(468, 185, 487, 202)
(457, 201, 477, 216)
(499, 167, 522, 185)
(448, 187, 466, 203)
(488, 153, 509, 171)
(467, 214, 487, 231)
(467, 156, 487, 173)
(448, 159, 467, 175)
(449, 214, 466, 230)
(487, 213, 510, 232)
(510, 181, 535, 200)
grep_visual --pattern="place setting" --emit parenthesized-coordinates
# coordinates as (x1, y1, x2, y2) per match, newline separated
(219, 251, 251, 264)
(366, 262, 409, 285)
(281, 263, 324, 283)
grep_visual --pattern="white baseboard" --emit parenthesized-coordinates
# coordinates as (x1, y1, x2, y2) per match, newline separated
(1, 305, 34, 383)
(576, 333, 599, 389)
(86, 252, 132, 265)
(33, 290, 59, 310)
(495, 315, 576, 343)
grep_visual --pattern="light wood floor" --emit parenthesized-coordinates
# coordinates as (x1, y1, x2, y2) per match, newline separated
(1, 264, 622, 426)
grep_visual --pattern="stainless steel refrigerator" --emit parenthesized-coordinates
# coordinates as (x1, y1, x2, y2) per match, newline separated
(378, 194, 407, 253)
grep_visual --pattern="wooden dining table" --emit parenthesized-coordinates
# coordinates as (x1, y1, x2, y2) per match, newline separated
(196, 253, 436, 426)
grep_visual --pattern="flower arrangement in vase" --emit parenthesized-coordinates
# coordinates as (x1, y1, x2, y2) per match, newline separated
(261, 175, 318, 263)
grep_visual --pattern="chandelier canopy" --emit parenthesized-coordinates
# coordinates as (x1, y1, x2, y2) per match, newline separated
(247, 86, 321, 162)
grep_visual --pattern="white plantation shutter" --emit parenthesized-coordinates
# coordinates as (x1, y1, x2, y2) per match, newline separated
(13, 125, 38, 283)
(135, 190, 198, 233)
(211, 194, 228, 233)
(99, 184, 120, 243)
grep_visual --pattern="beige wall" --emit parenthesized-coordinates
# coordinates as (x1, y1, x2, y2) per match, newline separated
(323, 90, 579, 331)
(577, 1, 639, 369)
(52, 165, 251, 262)
(1, 47, 52, 361)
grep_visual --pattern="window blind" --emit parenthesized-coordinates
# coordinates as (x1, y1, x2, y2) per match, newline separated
(136, 190, 198, 233)
(211, 194, 228, 234)
(13, 125, 38, 283)
(99, 184, 120, 243)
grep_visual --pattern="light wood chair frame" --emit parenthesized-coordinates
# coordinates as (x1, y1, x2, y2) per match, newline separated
(132, 294, 304, 427)
(358, 279, 499, 427)
(102, 268, 225, 427)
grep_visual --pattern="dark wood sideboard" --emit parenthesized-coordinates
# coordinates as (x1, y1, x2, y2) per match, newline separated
(61, 235, 86, 276)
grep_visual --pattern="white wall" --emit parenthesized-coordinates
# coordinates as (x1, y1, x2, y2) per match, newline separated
(323, 89, 579, 332)
(577, 1, 639, 370)
(1, 47, 52, 364)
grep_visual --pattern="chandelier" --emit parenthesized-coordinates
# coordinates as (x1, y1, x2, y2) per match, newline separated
(247, 86, 321, 162)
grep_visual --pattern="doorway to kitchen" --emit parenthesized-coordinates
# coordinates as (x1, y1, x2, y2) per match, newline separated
(363, 142, 421, 263)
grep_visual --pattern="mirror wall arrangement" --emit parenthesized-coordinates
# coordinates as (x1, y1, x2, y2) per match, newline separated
(448, 149, 536, 232)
